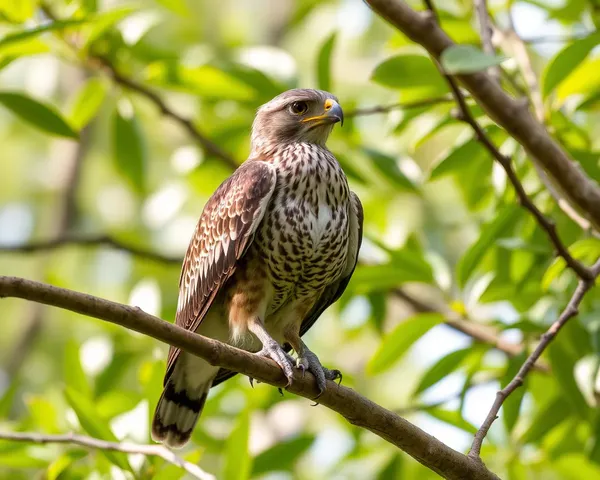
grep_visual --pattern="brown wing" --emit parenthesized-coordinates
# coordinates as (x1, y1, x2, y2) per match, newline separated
(164, 160, 277, 383)
(212, 191, 363, 388)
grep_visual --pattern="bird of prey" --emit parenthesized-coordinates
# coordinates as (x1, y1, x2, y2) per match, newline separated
(152, 89, 363, 448)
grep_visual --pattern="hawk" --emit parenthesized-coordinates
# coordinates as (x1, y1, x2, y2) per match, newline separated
(152, 89, 364, 448)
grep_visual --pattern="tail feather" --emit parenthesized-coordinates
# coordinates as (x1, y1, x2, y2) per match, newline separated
(151, 357, 217, 448)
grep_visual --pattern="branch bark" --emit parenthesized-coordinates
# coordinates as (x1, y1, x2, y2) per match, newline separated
(0, 275, 500, 480)
(0, 431, 215, 480)
(363, 0, 600, 231)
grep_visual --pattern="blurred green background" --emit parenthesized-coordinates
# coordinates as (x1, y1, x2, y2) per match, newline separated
(1, 0, 600, 478)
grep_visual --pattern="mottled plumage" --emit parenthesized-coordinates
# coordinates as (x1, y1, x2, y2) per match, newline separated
(152, 89, 363, 448)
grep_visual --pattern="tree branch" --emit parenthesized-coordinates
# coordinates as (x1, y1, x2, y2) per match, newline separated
(345, 94, 456, 117)
(40, 4, 238, 170)
(474, 0, 500, 82)
(0, 275, 500, 480)
(0, 234, 181, 265)
(0, 431, 215, 480)
(469, 258, 600, 458)
(363, 0, 600, 231)
(394, 289, 550, 373)
(410, 1, 594, 282)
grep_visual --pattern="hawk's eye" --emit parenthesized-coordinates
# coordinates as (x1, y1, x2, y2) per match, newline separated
(289, 101, 309, 115)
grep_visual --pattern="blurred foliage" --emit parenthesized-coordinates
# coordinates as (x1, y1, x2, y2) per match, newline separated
(1, 0, 600, 479)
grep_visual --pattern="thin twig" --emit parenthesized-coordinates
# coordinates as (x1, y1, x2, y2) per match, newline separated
(0, 431, 215, 480)
(346, 95, 456, 117)
(0, 234, 181, 265)
(40, 4, 238, 170)
(474, 0, 500, 82)
(394, 289, 550, 372)
(422, 1, 593, 282)
(469, 258, 600, 458)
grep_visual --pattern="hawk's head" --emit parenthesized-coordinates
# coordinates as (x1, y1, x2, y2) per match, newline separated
(251, 89, 343, 152)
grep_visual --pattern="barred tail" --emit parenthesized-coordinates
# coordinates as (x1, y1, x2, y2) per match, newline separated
(151, 357, 218, 448)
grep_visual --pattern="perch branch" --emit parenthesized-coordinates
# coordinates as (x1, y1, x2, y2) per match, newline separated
(0, 275, 500, 480)
(363, 0, 600, 231)
(469, 258, 600, 458)
(0, 431, 214, 480)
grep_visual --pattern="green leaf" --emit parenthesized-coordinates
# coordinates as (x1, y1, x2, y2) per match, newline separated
(456, 206, 521, 287)
(542, 32, 600, 98)
(520, 395, 571, 444)
(97, 390, 141, 419)
(64, 339, 92, 398)
(502, 352, 528, 433)
(350, 263, 431, 294)
(414, 347, 472, 395)
(542, 238, 600, 290)
(377, 454, 404, 479)
(426, 407, 478, 434)
(26, 395, 59, 433)
(548, 339, 589, 419)
(363, 148, 416, 191)
(69, 77, 107, 129)
(371, 55, 448, 97)
(440, 45, 506, 75)
(154, 0, 190, 16)
(112, 106, 147, 194)
(223, 409, 252, 480)
(0, 379, 19, 418)
(64, 387, 132, 472)
(0, 19, 87, 49)
(0, 0, 38, 23)
(317, 32, 336, 92)
(368, 313, 444, 375)
(252, 435, 314, 475)
(0, 92, 78, 138)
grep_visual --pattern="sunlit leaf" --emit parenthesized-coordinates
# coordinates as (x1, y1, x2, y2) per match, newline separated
(363, 148, 416, 191)
(111, 105, 147, 194)
(426, 407, 478, 434)
(0, 92, 78, 138)
(368, 313, 444, 375)
(414, 347, 472, 395)
(222, 408, 252, 480)
(0, 19, 87, 49)
(542, 32, 600, 98)
(154, 0, 189, 16)
(378, 454, 404, 479)
(520, 395, 571, 444)
(317, 32, 336, 92)
(457, 206, 521, 287)
(0, 0, 38, 23)
(69, 77, 108, 129)
(252, 435, 314, 475)
(371, 55, 448, 97)
(64, 387, 132, 472)
(440, 45, 506, 74)
(64, 339, 92, 398)
(26, 395, 59, 433)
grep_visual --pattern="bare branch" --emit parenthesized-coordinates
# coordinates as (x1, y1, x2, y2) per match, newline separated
(0, 275, 500, 480)
(345, 95, 456, 117)
(469, 258, 600, 458)
(0, 431, 215, 480)
(363, 0, 600, 231)
(474, 0, 500, 82)
(0, 234, 181, 265)
(394, 289, 550, 372)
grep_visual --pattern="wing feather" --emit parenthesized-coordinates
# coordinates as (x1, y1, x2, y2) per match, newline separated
(165, 160, 277, 383)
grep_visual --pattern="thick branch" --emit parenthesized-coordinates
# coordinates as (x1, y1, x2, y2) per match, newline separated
(363, 0, 600, 231)
(469, 258, 600, 458)
(0, 275, 500, 480)
(0, 431, 214, 480)
(0, 234, 181, 265)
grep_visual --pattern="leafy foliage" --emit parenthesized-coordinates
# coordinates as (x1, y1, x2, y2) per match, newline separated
(0, 0, 599, 479)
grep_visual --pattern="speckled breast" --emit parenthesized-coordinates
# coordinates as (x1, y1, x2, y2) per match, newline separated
(253, 143, 350, 309)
